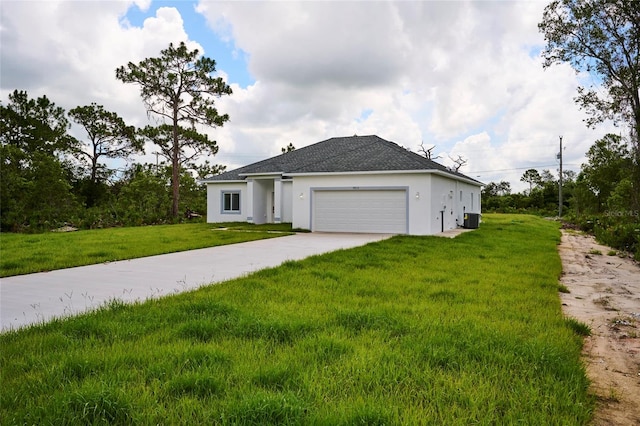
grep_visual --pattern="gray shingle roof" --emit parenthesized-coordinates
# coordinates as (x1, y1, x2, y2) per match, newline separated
(204, 135, 480, 184)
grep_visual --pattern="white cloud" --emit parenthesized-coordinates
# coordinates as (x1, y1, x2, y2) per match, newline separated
(1, 0, 618, 192)
(198, 1, 616, 188)
(0, 0, 213, 173)
(1, 1, 199, 127)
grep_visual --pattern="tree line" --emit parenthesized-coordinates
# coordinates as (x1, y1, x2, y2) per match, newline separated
(2, 0, 639, 260)
(1, 42, 231, 232)
(482, 131, 638, 258)
(483, 0, 640, 259)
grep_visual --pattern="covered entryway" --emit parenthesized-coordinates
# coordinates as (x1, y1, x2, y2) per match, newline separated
(312, 188, 408, 233)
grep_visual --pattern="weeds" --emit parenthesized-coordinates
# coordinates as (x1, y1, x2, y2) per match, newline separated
(0, 214, 593, 424)
(600, 388, 621, 403)
(593, 296, 618, 311)
(565, 317, 592, 336)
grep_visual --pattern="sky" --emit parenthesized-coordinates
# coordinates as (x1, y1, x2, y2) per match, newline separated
(0, 0, 618, 192)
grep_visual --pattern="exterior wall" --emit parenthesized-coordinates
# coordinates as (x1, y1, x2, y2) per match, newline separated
(206, 173, 481, 233)
(430, 175, 457, 233)
(291, 173, 434, 235)
(206, 182, 247, 223)
(429, 175, 482, 232)
(455, 180, 481, 225)
(281, 180, 293, 223)
(207, 179, 294, 225)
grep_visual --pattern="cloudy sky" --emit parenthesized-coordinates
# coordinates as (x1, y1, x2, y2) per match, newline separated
(0, 0, 617, 191)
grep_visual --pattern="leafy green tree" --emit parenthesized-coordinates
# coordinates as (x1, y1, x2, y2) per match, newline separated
(116, 164, 171, 225)
(482, 182, 499, 198)
(194, 160, 226, 180)
(0, 90, 76, 154)
(481, 181, 512, 211)
(138, 124, 220, 174)
(0, 91, 79, 230)
(68, 103, 143, 207)
(539, 0, 640, 209)
(572, 175, 598, 215)
(520, 169, 541, 195)
(69, 103, 142, 183)
(139, 124, 226, 218)
(579, 133, 632, 211)
(0, 146, 79, 230)
(481, 182, 501, 211)
(497, 181, 511, 196)
(526, 170, 559, 212)
(539, 169, 556, 183)
(178, 168, 207, 218)
(562, 169, 577, 184)
(116, 42, 232, 218)
(607, 178, 634, 213)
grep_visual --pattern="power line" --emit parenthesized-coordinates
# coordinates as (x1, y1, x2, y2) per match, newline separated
(468, 163, 579, 174)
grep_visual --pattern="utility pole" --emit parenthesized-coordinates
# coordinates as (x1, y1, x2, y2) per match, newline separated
(557, 136, 563, 217)
(153, 151, 160, 172)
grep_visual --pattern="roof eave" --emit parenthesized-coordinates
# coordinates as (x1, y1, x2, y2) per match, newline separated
(286, 169, 431, 177)
(429, 170, 484, 186)
(200, 179, 246, 184)
(286, 169, 483, 185)
(239, 172, 284, 178)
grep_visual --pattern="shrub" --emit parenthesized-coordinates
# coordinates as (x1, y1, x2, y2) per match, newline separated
(594, 220, 639, 257)
(568, 212, 639, 260)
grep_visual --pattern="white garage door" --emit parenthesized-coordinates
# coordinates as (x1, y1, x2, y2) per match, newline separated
(312, 189, 407, 233)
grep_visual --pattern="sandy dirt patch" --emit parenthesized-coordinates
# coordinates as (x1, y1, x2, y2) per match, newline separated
(558, 229, 640, 425)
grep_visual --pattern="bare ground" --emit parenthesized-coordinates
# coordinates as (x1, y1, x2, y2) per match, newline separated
(558, 230, 640, 426)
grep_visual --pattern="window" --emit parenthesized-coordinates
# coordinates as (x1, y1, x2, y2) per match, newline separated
(222, 191, 240, 213)
(460, 190, 463, 202)
(471, 193, 474, 211)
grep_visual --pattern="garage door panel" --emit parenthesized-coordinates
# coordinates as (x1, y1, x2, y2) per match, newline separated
(313, 189, 407, 234)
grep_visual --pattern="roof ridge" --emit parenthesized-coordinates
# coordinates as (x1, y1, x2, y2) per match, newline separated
(287, 135, 378, 173)
(202, 134, 482, 185)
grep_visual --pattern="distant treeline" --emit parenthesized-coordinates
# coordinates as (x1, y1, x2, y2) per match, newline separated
(0, 90, 217, 232)
(482, 134, 639, 259)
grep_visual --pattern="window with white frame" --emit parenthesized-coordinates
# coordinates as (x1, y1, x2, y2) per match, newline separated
(222, 191, 240, 213)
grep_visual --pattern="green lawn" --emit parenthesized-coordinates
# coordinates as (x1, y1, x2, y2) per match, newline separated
(0, 222, 293, 277)
(0, 215, 593, 424)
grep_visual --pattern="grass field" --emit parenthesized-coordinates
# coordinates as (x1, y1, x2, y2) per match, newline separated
(0, 215, 593, 424)
(0, 222, 293, 277)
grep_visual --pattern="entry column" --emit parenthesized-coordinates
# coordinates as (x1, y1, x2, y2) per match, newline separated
(274, 179, 282, 223)
(246, 179, 254, 223)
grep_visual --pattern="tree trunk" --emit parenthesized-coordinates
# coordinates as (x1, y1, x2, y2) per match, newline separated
(171, 106, 180, 218)
(91, 157, 98, 184)
(632, 116, 640, 212)
(91, 137, 98, 184)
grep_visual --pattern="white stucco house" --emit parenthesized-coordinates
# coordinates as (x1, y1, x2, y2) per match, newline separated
(203, 135, 483, 235)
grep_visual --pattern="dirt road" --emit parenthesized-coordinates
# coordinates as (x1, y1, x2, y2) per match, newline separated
(558, 230, 640, 425)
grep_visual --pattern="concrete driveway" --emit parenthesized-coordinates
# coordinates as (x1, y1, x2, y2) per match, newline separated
(1, 233, 392, 332)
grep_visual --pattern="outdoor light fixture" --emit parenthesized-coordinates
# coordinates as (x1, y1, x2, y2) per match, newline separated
(299, 192, 304, 199)
(415, 192, 420, 199)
